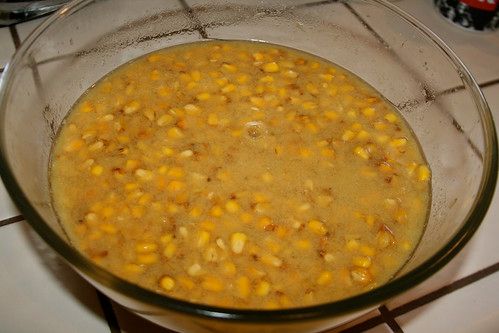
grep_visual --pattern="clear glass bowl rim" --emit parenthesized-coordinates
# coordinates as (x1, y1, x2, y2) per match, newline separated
(0, 0, 497, 323)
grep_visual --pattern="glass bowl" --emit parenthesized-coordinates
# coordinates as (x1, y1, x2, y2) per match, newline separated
(0, 0, 497, 332)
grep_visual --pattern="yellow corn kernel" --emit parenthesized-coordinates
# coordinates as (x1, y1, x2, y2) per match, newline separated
(310, 61, 320, 69)
(250, 96, 265, 107)
(167, 167, 184, 178)
(406, 161, 418, 175)
(321, 148, 335, 157)
(189, 207, 202, 218)
(163, 243, 177, 259)
(384, 113, 398, 123)
(80, 101, 94, 113)
(137, 253, 158, 265)
(231, 232, 247, 254)
(320, 73, 334, 81)
(167, 203, 179, 214)
(307, 220, 327, 235)
(200, 220, 216, 231)
(159, 276, 175, 291)
(261, 172, 273, 183)
(167, 127, 184, 139)
(215, 77, 228, 86)
(210, 205, 224, 217)
(256, 281, 271, 296)
(295, 239, 311, 250)
(402, 240, 412, 251)
(258, 216, 273, 229)
(353, 256, 372, 268)
(178, 276, 195, 290)
(263, 62, 279, 73)
(253, 193, 268, 203)
(64, 139, 85, 152)
(207, 113, 218, 126)
(237, 276, 250, 299)
(324, 253, 335, 262)
(196, 92, 211, 101)
(124, 100, 140, 114)
(390, 137, 408, 148)
(135, 242, 158, 254)
(350, 268, 372, 284)
(160, 233, 173, 244)
(124, 263, 144, 274)
(202, 276, 224, 292)
(261, 254, 283, 267)
(317, 271, 333, 285)
(362, 107, 376, 117)
(221, 83, 236, 93)
(157, 114, 174, 127)
(91, 165, 104, 176)
(300, 148, 311, 158)
(89, 141, 104, 151)
(138, 193, 152, 205)
(354, 146, 370, 159)
(324, 110, 338, 120)
(157, 86, 170, 97)
(150, 69, 160, 81)
(236, 74, 248, 84)
(190, 70, 201, 81)
(99, 223, 117, 234)
(225, 200, 240, 213)
(252, 52, 264, 61)
(223, 261, 236, 276)
(222, 63, 238, 73)
(167, 180, 184, 192)
(376, 134, 389, 144)
(303, 101, 318, 111)
(260, 75, 274, 83)
(280, 70, 297, 80)
(135, 169, 153, 181)
(197, 230, 211, 248)
(342, 130, 355, 141)
(216, 170, 230, 181)
(418, 165, 431, 181)
(357, 130, 370, 140)
(316, 140, 329, 147)
(347, 239, 360, 251)
(360, 245, 376, 256)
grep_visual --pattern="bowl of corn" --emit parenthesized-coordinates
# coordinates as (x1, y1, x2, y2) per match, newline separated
(0, 0, 497, 332)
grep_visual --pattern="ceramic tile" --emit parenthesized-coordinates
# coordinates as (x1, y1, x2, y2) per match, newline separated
(0, 222, 109, 333)
(0, 180, 20, 221)
(397, 272, 499, 333)
(0, 27, 16, 67)
(326, 309, 382, 332)
(363, 324, 393, 333)
(351, 0, 499, 90)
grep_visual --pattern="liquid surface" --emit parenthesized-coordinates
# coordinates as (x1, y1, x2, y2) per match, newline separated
(51, 41, 430, 309)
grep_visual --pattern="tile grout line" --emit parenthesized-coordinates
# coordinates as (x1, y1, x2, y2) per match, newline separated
(390, 261, 499, 318)
(178, 0, 209, 39)
(0, 215, 24, 227)
(95, 290, 122, 333)
(379, 305, 404, 333)
(9, 25, 21, 49)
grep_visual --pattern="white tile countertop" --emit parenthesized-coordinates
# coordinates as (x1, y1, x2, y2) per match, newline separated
(0, 1, 498, 332)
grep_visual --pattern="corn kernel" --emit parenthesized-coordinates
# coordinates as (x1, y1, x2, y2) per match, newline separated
(64, 139, 85, 152)
(240, 212, 252, 223)
(350, 268, 372, 284)
(91, 165, 104, 176)
(222, 63, 238, 72)
(163, 243, 177, 258)
(295, 239, 311, 250)
(207, 113, 218, 126)
(160, 233, 173, 244)
(190, 207, 202, 217)
(197, 230, 211, 248)
(353, 256, 372, 268)
(357, 130, 370, 140)
(354, 146, 370, 159)
(135, 168, 153, 181)
(307, 220, 327, 235)
(362, 107, 376, 117)
(124, 263, 144, 274)
(223, 262, 236, 276)
(157, 114, 174, 127)
(210, 205, 224, 217)
(200, 220, 216, 231)
(321, 148, 335, 157)
(261, 254, 282, 267)
(178, 276, 195, 290)
(342, 130, 355, 141)
(256, 281, 271, 296)
(237, 276, 250, 298)
(80, 101, 94, 113)
(231, 232, 247, 254)
(263, 62, 279, 73)
(196, 92, 211, 101)
(137, 253, 158, 265)
(384, 113, 398, 123)
(225, 200, 240, 213)
(347, 239, 360, 251)
(135, 242, 158, 254)
(188, 263, 202, 276)
(159, 276, 175, 291)
(167, 180, 184, 192)
(390, 137, 408, 148)
(167, 127, 184, 138)
(124, 100, 140, 114)
(167, 167, 184, 178)
(221, 83, 236, 93)
(157, 86, 170, 96)
(317, 271, 333, 285)
(261, 172, 273, 183)
(324, 111, 338, 120)
(202, 276, 224, 292)
(418, 165, 431, 181)
(99, 224, 117, 234)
